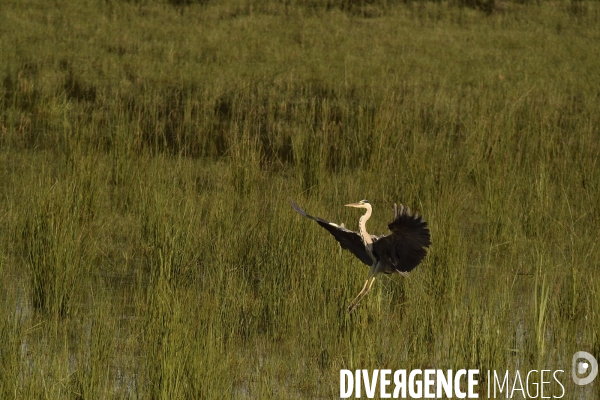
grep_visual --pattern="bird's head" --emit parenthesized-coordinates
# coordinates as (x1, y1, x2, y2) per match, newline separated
(345, 200, 371, 209)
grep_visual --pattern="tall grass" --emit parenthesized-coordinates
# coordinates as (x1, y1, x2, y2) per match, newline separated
(1, 0, 599, 398)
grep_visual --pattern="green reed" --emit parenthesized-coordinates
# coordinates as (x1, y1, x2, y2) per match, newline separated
(1, 0, 599, 398)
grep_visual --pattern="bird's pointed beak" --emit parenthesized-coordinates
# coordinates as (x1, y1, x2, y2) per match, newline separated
(345, 202, 362, 208)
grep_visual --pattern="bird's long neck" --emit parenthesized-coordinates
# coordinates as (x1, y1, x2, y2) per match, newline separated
(359, 205, 373, 246)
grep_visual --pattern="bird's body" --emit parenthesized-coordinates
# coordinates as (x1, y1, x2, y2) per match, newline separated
(290, 198, 431, 312)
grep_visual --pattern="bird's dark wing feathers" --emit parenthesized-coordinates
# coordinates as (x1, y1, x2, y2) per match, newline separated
(372, 205, 431, 274)
(290, 199, 373, 266)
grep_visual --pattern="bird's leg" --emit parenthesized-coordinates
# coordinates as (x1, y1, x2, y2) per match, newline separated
(347, 278, 370, 310)
(348, 276, 378, 313)
(347, 276, 376, 313)
(365, 276, 377, 293)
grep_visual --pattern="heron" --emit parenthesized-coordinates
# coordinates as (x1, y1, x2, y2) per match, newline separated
(290, 198, 431, 313)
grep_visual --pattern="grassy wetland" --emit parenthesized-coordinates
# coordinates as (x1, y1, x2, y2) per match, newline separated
(1, 0, 600, 398)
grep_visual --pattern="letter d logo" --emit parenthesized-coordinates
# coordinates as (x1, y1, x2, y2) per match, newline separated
(572, 351, 598, 386)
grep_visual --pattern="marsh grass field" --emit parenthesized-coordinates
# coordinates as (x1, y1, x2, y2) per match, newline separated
(1, 0, 600, 398)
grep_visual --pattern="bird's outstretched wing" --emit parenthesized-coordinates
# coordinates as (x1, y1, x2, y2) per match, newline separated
(290, 198, 373, 266)
(372, 205, 431, 274)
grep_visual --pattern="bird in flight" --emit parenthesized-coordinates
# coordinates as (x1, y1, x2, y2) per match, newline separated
(290, 198, 431, 313)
